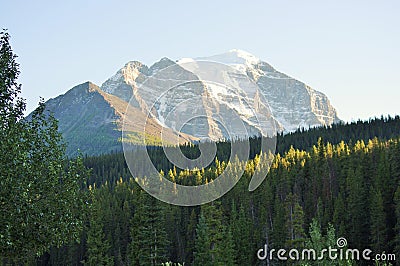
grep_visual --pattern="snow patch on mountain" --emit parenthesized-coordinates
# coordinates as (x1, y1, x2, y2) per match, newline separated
(98, 50, 340, 139)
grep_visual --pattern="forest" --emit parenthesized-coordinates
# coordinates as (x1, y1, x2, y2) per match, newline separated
(1, 30, 399, 265)
(36, 116, 400, 266)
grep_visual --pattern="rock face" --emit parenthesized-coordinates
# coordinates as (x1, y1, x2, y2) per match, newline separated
(196, 50, 340, 132)
(35, 50, 340, 156)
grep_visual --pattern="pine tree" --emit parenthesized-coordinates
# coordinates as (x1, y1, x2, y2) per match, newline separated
(186, 209, 197, 264)
(346, 165, 369, 249)
(194, 213, 211, 266)
(333, 192, 347, 238)
(370, 188, 387, 252)
(84, 192, 113, 266)
(394, 186, 400, 256)
(220, 227, 236, 265)
(271, 196, 287, 249)
(285, 193, 306, 249)
(129, 192, 169, 266)
(194, 202, 228, 265)
(231, 203, 253, 265)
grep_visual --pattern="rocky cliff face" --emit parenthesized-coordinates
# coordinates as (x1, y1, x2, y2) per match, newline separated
(196, 50, 340, 132)
(36, 50, 340, 156)
(100, 50, 340, 139)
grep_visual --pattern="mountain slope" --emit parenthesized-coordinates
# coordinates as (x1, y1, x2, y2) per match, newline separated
(41, 82, 121, 156)
(34, 50, 340, 156)
(42, 82, 196, 156)
(196, 49, 340, 131)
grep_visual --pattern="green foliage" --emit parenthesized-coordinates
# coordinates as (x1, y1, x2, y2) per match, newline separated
(194, 213, 210, 266)
(129, 191, 169, 266)
(303, 220, 354, 266)
(0, 30, 89, 262)
(16, 101, 398, 265)
(38, 133, 400, 265)
(84, 190, 113, 266)
(231, 203, 252, 265)
(161, 262, 184, 266)
(285, 193, 306, 249)
(370, 188, 387, 252)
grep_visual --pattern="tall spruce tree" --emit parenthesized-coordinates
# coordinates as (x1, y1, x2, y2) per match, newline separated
(194, 213, 210, 266)
(186, 209, 197, 264)
(194, 202, 230, 265)
(84, 191, 113, 266)
(231, 203, 253, 265)
(129, 192, 169, 266)
(285, 193, 306, 249)
(370, 188, 387, 252)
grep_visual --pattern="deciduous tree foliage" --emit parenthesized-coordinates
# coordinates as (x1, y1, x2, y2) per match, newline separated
(0, 30, 89, 262)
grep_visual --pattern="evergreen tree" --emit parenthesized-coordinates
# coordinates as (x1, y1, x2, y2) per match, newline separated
(220, 227, 236, 265)
(393, 186, 400, 255)
(84, 191, 113, 266)
(346, 165, 369, 249)
(370, 188, 387, 252)
(194, 202, 228, 265)
(231, 203, 253, 265)
(194, 213, 211, 266)
(271, 196, 287, 249)
(185, 209, 197, 264)
(285, 193, 306, 249)
(333, 192, 347, 238)
(129, 192, 169, 266)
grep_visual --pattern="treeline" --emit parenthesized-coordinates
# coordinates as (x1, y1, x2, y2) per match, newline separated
(67, 114, 400, 158)
(36, 133, 400, 265)
(276, 115, 400, 153)
(82, 115, 400, 186)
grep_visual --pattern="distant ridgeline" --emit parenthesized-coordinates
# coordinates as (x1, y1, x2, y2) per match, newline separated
(39, 115, 400, 265)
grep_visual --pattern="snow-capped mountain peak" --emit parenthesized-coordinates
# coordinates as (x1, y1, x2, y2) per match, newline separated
(97, 50, 340, 139)
(35, 50, 340, 155)
(196, 49, 260, 66)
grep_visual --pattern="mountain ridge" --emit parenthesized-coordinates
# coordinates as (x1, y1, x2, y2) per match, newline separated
(35, 50, 340, 156)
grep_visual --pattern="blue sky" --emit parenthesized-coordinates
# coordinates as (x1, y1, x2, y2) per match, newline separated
(1, 0, 399, 122)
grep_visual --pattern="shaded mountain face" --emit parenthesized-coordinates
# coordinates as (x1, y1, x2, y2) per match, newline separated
(35, 50, 340, 156)
(38, 82, 196, 156)
(34, 82, 121, 156)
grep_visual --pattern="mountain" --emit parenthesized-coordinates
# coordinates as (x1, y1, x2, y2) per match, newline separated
(39, 82, 196, 156)
(196, 50, 340, 131)
(36, 50, 340, 156)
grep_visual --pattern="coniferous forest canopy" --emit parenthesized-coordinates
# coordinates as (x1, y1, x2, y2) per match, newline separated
(1, 31, 400, 265)
(43, 118, 400, 266)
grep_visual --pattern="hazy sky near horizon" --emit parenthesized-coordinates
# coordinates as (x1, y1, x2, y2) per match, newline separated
(1, 0, 399, 122)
